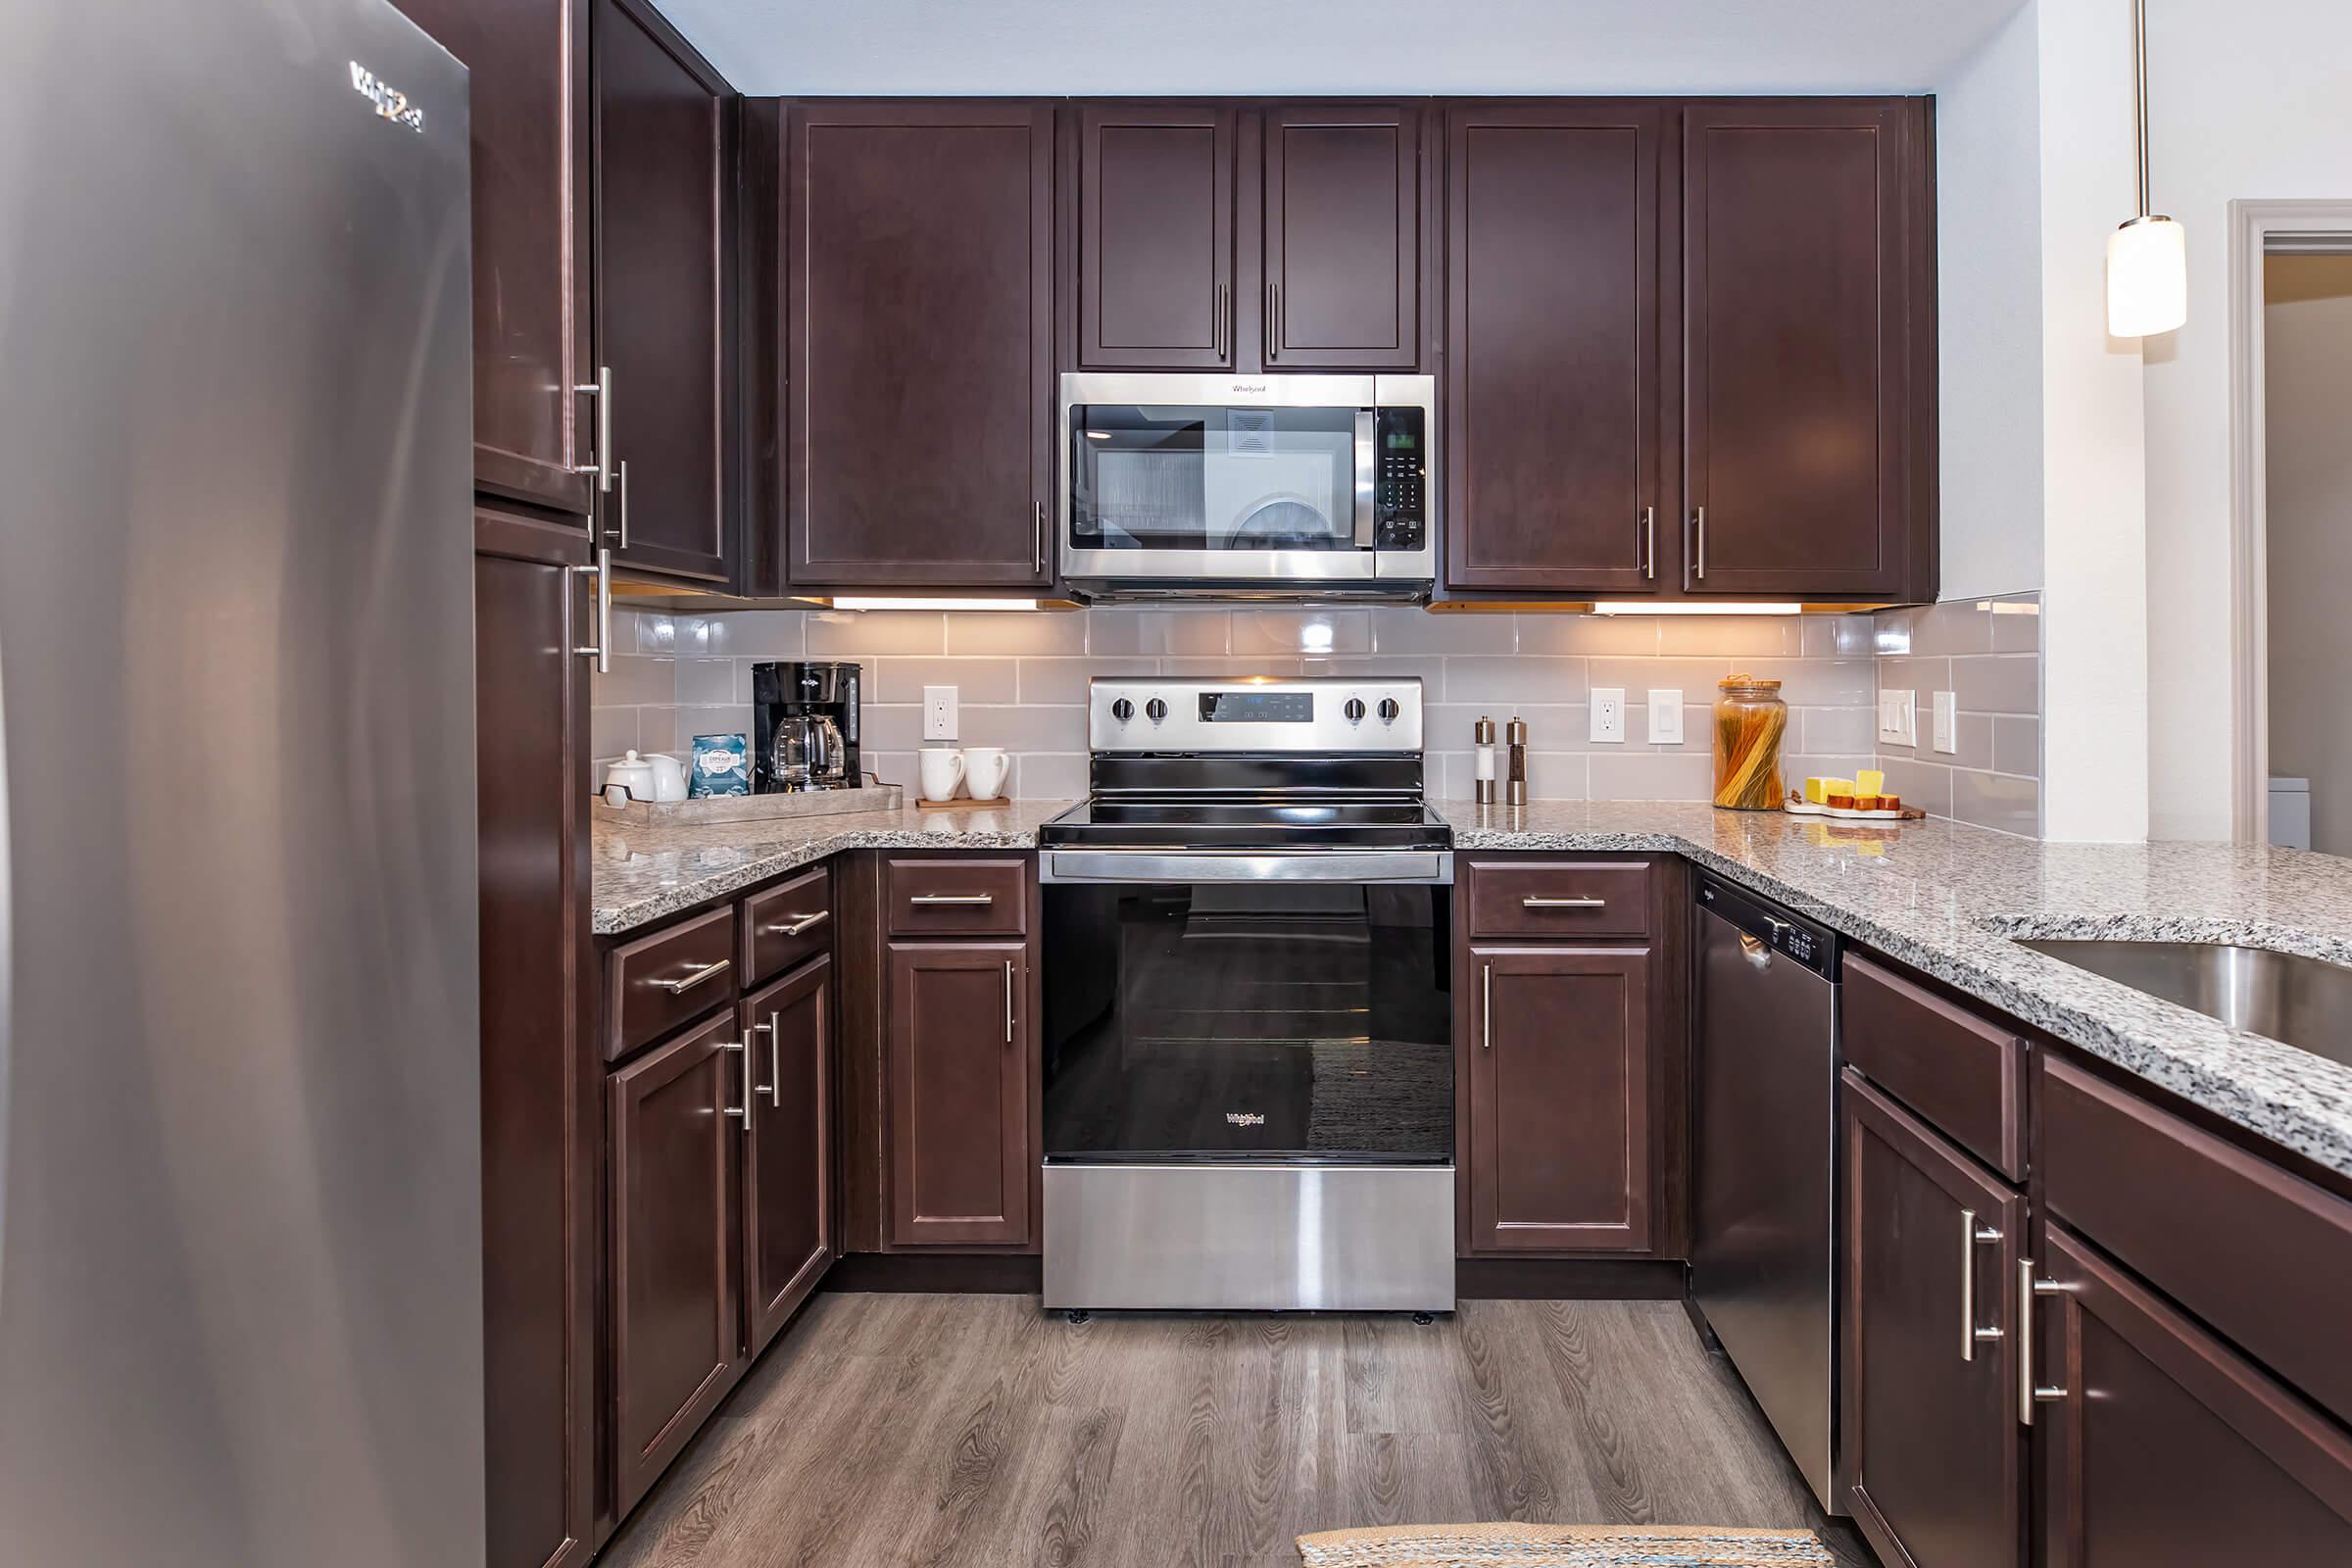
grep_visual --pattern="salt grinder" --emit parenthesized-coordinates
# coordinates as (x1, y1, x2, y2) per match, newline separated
(1474, 714, 1497, 805)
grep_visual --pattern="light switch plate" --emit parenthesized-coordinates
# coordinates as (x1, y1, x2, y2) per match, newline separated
(1591, 687, 1626, 743)
(1878, 689, 1917, 746)
(923, 685, 958, 741)
(1933, 690, 1958, 754)
(1647, 689, 1683, 745)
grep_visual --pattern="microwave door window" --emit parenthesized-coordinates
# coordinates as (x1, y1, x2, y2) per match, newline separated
(1071, 405, 1357, 552)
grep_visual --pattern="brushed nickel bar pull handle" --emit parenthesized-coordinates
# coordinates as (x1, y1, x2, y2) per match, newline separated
(767, 1010, 782, 1108)
(570, 548, 611, 674)
(571, 366, 612, 489)
(1693, 506, 1707, 580)
(2020, 1259, 2070, 1423)
(1266, 281, 1279, 363)
(910, 893, 994, 907)
(615, 458, 629, 551)
(1961, 1210, 2004, 1361)
(1523, 895, 1606, 909)
(649, 957, 730, 994)
(744, 1018, 774, 1100)
(1642, 506, 1656, 579)
(1213, 282, 1229, 361)
(1482, 961, 1493, 1051)
(1004, 960, 1015, 1045)
(1034, 500, 1046, 574)
(720, 1034, 749, 1126)
(765, 910, 830, 937)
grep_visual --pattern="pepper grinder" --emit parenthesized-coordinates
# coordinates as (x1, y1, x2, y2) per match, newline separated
(1506, 716, 1529, 807)
(1474, 714, 1497, 805)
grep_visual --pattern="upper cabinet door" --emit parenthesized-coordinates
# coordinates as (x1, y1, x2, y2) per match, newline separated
(1683, 100, 1934, 600)
(593, 0, 733, 584)
(390, 0, 594, 515)
(786, 102, 1054, 588)
(1445, 103, 1670, 593)
(1260, 105, 1428, 370)
(1077, 104, 1236, 369)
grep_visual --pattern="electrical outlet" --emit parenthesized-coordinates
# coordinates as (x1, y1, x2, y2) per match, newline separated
(1647, 689, 1683, 745)
(1933, 690, 1958, 754)
(923, 685, 958, 741)
(1878, 689, 1917, 746)
(1591, 687, 1626, 744)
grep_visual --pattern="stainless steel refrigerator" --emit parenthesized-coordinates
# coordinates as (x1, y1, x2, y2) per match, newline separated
(0, 2, 483, 1564)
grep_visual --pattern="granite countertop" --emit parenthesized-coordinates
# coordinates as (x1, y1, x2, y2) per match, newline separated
(1435, 799, 2352, 1178)
(593, 794, 2352, 1178)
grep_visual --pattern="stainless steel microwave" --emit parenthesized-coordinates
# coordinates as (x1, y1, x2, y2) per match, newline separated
(1057, 371, 1437, 600)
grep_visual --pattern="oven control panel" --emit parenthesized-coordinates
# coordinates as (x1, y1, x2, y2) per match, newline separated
(1089, 677, 1422, 754)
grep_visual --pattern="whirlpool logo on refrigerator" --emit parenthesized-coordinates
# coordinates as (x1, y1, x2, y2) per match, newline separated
(349, 62, 424, 132)
(1225, 1111, 1265, 1128)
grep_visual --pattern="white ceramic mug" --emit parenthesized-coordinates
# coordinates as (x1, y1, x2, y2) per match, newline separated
(918, 748, 966, 804)
(963, 747, 1009, 801)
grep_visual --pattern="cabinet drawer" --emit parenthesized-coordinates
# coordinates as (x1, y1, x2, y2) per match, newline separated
(605, 905, 739, 1061)
(1843, 953, 2026, 1180)
(1465, 858, 1652, 941)
(2041, 1054, 2352, 1429)
(885, 857, 1028, 937)
(741, 865, 832, 987)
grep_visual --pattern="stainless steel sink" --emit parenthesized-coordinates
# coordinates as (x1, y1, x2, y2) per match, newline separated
(2017, 939, 2352, 1069)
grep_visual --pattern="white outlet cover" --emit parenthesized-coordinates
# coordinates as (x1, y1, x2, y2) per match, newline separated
(1591, 687, 1626, 743)
(1879, 689, 1917, 746)
(922, 684, 958, 741)
(1647, 688, 1683, 745)
(1933, 690, 1958, 754)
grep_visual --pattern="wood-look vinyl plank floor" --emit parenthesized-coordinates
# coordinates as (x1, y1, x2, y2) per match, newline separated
(601, 1295, 1877, 1568)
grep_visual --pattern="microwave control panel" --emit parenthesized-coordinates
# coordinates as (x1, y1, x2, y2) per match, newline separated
(1374, 407, 1427, 551)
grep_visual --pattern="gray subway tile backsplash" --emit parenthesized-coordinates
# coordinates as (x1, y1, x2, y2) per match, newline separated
(1871, 592, 2044, 837)
(592, 606, 1884, 808)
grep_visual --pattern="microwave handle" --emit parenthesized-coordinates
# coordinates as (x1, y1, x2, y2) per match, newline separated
(1353, 408, 1377, 549)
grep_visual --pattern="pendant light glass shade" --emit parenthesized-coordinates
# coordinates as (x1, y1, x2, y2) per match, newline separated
(2106, 214, 2187, 336)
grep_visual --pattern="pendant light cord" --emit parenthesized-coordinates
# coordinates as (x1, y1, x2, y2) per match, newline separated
(2133, 0, 2152, 216)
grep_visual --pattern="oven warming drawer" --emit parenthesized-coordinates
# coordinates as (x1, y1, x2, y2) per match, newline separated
(1043, 1163, 1455, 1312)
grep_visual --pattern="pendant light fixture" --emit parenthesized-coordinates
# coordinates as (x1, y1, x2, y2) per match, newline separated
(2105, 0, 2187, 336)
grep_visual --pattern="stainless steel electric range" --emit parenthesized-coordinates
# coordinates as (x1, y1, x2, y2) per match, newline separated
(1037, 677, 1454, 1313)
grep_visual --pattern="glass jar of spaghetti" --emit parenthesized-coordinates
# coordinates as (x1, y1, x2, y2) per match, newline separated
(1712, 675, 1788, 810)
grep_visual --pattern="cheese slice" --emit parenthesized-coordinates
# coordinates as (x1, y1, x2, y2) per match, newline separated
(1804, 777, 1830, 805)
(1857, 768, 1886, 796)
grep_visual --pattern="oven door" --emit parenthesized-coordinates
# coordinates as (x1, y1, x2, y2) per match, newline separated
(1041, 878, 1453, 1165)
(1058, 371, 1435, 588)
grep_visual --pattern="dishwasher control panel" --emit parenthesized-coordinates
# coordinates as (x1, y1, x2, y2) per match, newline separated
(1699, 878, 1840, 979)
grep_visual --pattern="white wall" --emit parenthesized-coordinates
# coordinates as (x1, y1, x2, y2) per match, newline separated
(2263, 259, 2352, 855)
(2034, 0, 2150, 843)
(2142, 0, 2352, 840)
(1931, 1, 2045, 602)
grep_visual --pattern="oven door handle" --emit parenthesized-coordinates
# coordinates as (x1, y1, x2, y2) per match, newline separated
(1352, 408, 1378, 550)
(1044, 851, 1450, 884)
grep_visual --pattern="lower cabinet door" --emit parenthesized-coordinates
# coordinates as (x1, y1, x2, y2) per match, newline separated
(741, 956, 834, 1353)
(2037, 1222, 2352, 1565)
(1842, 1071, 2026, 1568)
(887, 940, 1032, 1248)
(608, 1012, 745, 1515)
(1464, 945, 1651, 1251)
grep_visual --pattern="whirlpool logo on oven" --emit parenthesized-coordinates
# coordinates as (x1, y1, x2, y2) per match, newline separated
(1225, 1111, 1265, 1128)
(349, 62, 424, 132)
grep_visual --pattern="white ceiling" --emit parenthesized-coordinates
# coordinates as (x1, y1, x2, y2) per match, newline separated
(659, 0, 2031, 98)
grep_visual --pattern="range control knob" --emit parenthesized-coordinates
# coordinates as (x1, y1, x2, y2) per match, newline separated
(1145, 698, 1169, 722)
(1344, 698, 1368, 722)
(1109, 698, 1135, 722)
(1378, 698, 1402, 723)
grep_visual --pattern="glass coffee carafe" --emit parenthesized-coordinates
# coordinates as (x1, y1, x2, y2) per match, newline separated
(770, 712, 849, 788)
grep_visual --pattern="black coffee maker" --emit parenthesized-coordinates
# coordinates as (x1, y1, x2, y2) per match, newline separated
(751, 661, 862, 792)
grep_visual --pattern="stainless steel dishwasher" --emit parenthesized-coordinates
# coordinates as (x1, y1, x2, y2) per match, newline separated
(1690, 874, 1843, 1513)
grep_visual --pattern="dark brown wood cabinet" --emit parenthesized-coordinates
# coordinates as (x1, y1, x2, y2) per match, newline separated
(886, 939, 1034, 1248)
(2034, 1222, 2352, 1564)
(1462, 945, 1653, 1252)
(472, 508, 597, 1568)
(1445, 102, 1670, 593)
(1682, 99, 1934, 599)
(740, 956, 834, 1355)
(1260, 104, 1430, 369)
(1076, 103, 1236, 369)
(1842, 1071, 2025, 1568)
(607, 1010, 744, 1517)
(783, 101, 1054, 589)
(592, 0, 734, 584)
(393, 0, 595, 515)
